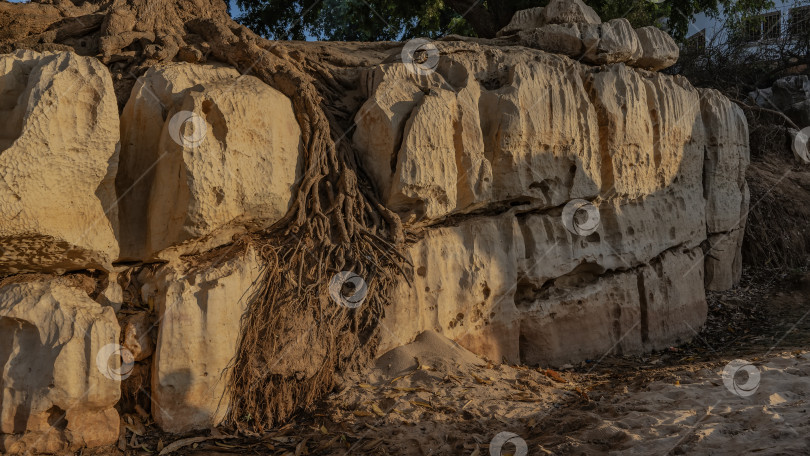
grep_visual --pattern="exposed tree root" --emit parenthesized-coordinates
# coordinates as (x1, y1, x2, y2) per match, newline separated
(1, 0, 409, 430)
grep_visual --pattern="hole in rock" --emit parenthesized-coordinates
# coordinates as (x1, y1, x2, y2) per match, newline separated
(46, 406, 67, 431)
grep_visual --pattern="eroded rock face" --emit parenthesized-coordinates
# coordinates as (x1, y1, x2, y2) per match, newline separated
(700, 89, 750, 291)
(0, 278, 121, 454)
(117, 63, 240, 261)
(118, 63, 302, 261)
(0, 50, 120, 274)
(147, 248, 262, 433)
(0, 3, 750, 442)
(634, 26, 680, 71)
(380, 216, 522, 362)
(364, 40, 747, 364)
(499, 3, 679, 71)
(580, 19, 642, 65)
(355, 49, 603, 220)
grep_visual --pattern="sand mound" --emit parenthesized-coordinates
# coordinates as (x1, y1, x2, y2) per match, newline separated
(372, 331, 486, 378)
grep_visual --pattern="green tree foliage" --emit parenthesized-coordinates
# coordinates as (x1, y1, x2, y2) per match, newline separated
(234, 0, 775, 41)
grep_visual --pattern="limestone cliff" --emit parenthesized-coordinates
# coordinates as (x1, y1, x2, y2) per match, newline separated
(0, 0, 749, 452)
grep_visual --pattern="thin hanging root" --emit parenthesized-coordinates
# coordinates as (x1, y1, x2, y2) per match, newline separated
(187, 20, 407, 429)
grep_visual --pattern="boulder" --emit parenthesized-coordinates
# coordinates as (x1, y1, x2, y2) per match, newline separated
(118, 63, 302, 261)
(353, 64, 462, 220)
(580, 19, 643, 66)
(355, 48, 603, 222)
(502, 6, 676, 72)
(388, 88, 460, 219)
(633, 26, 679, 71)
(0, 50, 119, 274)
(584, 64, 705, 198)
(542, 0, 601, 26)
(0, 278, 120, 454)
(148, 248, 262, 433)
(117, 63, 240, 261)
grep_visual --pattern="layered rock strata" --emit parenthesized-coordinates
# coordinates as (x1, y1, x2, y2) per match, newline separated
(0, 2, 750, 447)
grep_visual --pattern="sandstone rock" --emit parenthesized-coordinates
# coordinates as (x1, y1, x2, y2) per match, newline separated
(580, 19, 643, 65)
(353, 64, 460, 219)
(149, 248, 262, 433)
(0, 50, 119, 274)
(475, 53, 603, 208)
(700, 89, 750, 234)
(519, 247, 706, 366)
(147, 76, 302, 258)
(496, 7, 545, 37)
(388, 88, 460, 219)
(584, 64, 705, 198)
(118, 63, 302, 261)
(96, 272, 123, 311)
(518, 190, 705, 288)
(369, 42, 747, 365)
(513, 22, 675, 70)
(379, 215, 522, 363)
(639, 248, 708, 350)
(355, 48, 603, 221)
(542, 0, 601, 26)
(704, 228, 745, 292)
(357, 47, 708, 225)
(381, 206, 710, 365)
(0, 278, 120, 454)
(117, 63, 240, 261)
(633, 26, 679, 71)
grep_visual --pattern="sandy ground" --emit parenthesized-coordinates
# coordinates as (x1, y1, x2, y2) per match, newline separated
(99, 270, 810, 456)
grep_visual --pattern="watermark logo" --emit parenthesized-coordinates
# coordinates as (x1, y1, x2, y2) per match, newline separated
(328, 271, 369, 309)
(168, 110, 207, 148)
(96, 344, 135, 381)
(489, 431, 528, 456)
(792, 127, 810, 163)
(562, 199, 601, 236)
(722, 359, 760, 397)
(401, 38, 440, 76)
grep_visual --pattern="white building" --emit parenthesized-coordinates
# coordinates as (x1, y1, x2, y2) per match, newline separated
(685, 0, 810, 49)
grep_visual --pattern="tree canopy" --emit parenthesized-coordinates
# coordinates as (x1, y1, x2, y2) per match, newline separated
(233, 0, 776, 42)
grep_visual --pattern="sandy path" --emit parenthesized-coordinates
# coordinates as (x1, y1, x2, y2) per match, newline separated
(534, 352, 810, 455)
